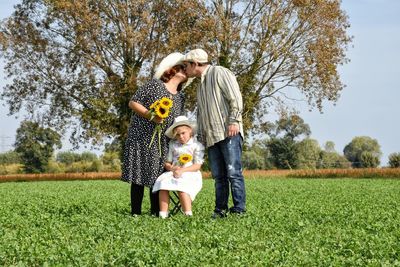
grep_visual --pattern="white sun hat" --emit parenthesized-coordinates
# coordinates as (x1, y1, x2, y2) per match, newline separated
(153, 52, 185, 79)
(165, 115, 197, 139)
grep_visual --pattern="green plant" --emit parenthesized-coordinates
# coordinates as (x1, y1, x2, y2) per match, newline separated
(1, 178, 399, 266)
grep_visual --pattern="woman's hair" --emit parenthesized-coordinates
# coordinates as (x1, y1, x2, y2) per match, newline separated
(160, 65, 188, 91)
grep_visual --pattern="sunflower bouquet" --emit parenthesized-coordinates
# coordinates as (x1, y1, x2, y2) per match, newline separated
(178, 153, 193, 166)
(148, 97, 173, 156)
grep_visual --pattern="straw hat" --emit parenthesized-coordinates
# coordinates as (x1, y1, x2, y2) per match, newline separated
(153, 52, 184, 79)
(165, 116, 197, 139)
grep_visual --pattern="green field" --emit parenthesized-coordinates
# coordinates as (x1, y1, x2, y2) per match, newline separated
(1, 178, 399, 266)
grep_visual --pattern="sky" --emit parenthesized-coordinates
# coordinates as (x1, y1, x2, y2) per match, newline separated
(1, 0, 399, 165)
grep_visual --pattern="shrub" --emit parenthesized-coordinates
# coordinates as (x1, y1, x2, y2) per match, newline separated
(0, 164, 24, 175)
(388, 153, 400, 168)
(45, 160, 65, 173)
(101, 161, 121, 172)
(242, 150, 265, 170)
(56, 151, 82, 164)
(288, 168, 400, 179)
(80, 152, 98, 162)
(65, 162, 92, 173)
(360, 151, 380, 168)
(88, 159, 103, 172)
(101, 152, 120, 166)
(62, 160, 102, 173)
(318, 151, 351, 169)
(0, 151, 22, 164)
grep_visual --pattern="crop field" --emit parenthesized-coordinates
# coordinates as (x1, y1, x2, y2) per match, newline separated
(1, 178, 400, 266)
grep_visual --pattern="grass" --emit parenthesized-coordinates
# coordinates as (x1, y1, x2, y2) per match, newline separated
(1, 178, 400, 266)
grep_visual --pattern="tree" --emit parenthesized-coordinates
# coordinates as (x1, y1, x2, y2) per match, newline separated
(14, 120, 61, 173)
(104, 138, 123, 153)
(324, 141, 336, 153)
(318, 141, 350, 169)
(0, 0, 212, 147)
(206, 0, 352, 132)
(268, 137, 298, 169)
(275, 114, 311, 140)
(295, 138, 321, 169)
(318, 151, 350, 169)
(266, 114, 311, 169)
(343, 136, 382, 168)
(1, 0, 352, 147)
(388, 153, 400, 168)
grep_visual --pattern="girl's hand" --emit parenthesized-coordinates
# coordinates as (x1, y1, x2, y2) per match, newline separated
(173, 168, 184, 178)
(171, 165, 180, 172)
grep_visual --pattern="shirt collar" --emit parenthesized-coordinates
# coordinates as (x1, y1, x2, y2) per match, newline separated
(201, 65, 211, 82)
(179, 137, 194, 146)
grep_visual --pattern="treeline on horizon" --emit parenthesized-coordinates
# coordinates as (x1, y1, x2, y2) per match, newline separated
(1, 114, 400, 175)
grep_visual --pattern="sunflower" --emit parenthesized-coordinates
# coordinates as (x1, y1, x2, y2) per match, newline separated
(178, 153, 193, 165)
(148, 97, 173, 157)
(155, 105, 169, 119)
(159, 97, 173, 109)
(149, 100, 159, 110)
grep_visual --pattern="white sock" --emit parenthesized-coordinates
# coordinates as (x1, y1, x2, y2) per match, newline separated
(159, 211, 168, 218)
(184, 211, 193, 216)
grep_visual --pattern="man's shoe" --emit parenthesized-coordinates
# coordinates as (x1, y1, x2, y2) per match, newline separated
(211, 210, 227, 219)
(229, 207, 246, 216)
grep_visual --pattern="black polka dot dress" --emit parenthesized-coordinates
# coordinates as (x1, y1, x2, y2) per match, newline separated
(121, 79, 185, 187)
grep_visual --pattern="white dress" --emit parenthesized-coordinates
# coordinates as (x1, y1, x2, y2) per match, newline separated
(152, 138, 205, 201)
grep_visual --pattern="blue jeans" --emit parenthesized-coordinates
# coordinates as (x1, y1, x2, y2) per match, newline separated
(208, 134, 246, 213)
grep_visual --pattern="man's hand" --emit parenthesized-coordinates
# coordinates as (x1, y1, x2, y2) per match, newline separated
(228, 124, 239, 137)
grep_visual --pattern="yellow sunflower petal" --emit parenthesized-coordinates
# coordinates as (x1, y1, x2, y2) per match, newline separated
(159, 97, 173, 109)
(150, 100, 159, 110)
(178, 153, 193, 165)
(155, 105, 169, 119)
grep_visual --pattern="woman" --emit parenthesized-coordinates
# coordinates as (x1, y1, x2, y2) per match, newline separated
(121, 52, 188, 216)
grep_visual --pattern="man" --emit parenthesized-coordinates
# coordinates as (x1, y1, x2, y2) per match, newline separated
(183, 48, 246, 218)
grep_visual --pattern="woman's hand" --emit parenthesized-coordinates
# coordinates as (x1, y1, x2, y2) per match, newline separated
(152, 115, 163, 124)
(145, 110, 163, 124)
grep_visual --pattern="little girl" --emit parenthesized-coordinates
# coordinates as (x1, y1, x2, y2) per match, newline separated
(152, 116, 204, 218)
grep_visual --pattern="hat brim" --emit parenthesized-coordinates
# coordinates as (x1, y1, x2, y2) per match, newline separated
(154, 52, 184, 79)
(165, 120, 197, 139)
